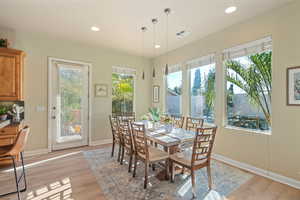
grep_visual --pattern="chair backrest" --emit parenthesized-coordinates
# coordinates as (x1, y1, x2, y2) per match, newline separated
(160, 114, 168, 123)
(186, 117, 204, 132)
(122, 112, 135, 117)
(191, 126, 217, 167)
(8, 126, 30, 156)
(131, 123, 148, 159)
(119, 115, 135, 123)
(118, 120, 133, 150)
(171, 115, 185, 128)
(109, 115, 122, 142)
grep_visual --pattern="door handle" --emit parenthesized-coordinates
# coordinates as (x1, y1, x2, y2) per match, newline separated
(52, 106, 56, 120)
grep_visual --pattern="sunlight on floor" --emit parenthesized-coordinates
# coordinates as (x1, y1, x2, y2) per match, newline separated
(1, 151, 82, 173)
(177, 177, 228, 200)
(26, 177, 73, 200)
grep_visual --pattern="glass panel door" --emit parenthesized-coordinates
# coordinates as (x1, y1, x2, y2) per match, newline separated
(50, 60, 89, 150)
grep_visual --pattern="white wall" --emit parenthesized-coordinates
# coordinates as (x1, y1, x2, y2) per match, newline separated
(153, 1, 300, 181)
(0, 30, 152, 151)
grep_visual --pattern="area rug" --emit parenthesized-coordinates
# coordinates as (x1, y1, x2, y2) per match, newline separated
(83, 147, 253, 200)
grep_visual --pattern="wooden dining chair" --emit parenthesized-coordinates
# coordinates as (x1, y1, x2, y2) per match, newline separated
(0, 126, 30, 200)
(118, 113, 135, 123)
(169, 126, 217, 198)
(131, 122, 169, 189)
(109, 115, 123, 161)
(118, 120, 135, 172)
(171, 115, 185, 128)
(185, 117, 204, 132)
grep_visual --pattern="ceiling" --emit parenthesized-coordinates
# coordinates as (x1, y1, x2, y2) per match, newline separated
(0, 0, 294, 57)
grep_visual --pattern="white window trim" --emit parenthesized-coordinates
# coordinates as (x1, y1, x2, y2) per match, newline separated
(222, 36, 272, 60)
(164, 64, 183, 115)
(223, 36, 272, 133)
(186, 53, 216, 70)
(186, 53, 216, 122)
(224, 125, 271, 136)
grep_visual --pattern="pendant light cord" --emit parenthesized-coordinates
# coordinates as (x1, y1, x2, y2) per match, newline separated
(141, 27, 147, 80)
(166, 11, 169, 66)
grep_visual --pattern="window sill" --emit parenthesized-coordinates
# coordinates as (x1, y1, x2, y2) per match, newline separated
(224, 125, 271, 136)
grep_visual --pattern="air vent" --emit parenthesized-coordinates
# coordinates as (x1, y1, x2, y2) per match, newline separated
(176, 30, 190, 39)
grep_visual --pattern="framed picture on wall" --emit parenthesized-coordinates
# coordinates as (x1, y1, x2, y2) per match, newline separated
(287, 66, 300, 106)
(153, 85, 160, 103)
(95, 84, 108, 97)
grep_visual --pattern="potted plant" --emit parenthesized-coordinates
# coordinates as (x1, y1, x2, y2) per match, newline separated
(163, 116, 173, 132)
(0, 105, 9, 121)
(148, 107, 160, 122)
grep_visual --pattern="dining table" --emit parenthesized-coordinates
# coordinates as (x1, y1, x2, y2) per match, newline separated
(136, 120, 216, 154)
(134, 120, 216, 180)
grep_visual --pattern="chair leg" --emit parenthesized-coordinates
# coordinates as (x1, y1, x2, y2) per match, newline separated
(12, 156, 21, 200)
(0, 154, 27, 199)
(111, 141, 115, 157)
(20, 152, 27, 192)
(207, 164, 212, 190)
(120, 146, 125, 165)
(152, 164, 155, 171)
(165, 159, 169, 180)
(117, 144, 121, 162)
(144, 162, 149, 189)
(128, 152, 133, 173)
(191, 169, 196, 198)
(133, 154, 137, 178)
(170, 161, 175, 183)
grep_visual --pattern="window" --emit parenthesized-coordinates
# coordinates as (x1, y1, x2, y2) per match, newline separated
(188, 55, 216, 123)
(165, 66, 182, 115)
(223, 37, 272, 131)
(112, 67, 135, 113)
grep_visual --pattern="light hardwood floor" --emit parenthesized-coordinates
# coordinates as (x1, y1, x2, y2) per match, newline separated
(0, 145, 299, 200)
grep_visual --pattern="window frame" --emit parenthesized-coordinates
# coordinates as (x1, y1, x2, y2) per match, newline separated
(111, 67, 136, 114)
(188, 63, 216, 123)
(164, 68, 183, 116)
(222, 37, 272, 133)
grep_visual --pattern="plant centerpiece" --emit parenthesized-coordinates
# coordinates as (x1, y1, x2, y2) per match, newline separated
(163, 115, 173, 132)
(0, 105, 9, 121)
(148, 107, 160, 122)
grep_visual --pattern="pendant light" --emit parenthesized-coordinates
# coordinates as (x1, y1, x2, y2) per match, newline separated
(141, 26, 147, 80)
(152, 18, 158, 78)
(164, 8, 171, 76)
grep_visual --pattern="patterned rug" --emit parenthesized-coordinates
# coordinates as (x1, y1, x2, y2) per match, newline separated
(83, 147, 253, 200)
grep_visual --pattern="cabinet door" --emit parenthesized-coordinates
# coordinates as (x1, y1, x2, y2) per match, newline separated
(0, 53, 21, 100)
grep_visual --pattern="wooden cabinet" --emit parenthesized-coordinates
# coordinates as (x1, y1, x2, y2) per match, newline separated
(0, 122, 23, 146)
(0, 48, 25, 101)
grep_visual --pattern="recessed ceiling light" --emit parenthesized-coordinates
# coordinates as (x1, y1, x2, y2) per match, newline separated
(225, 6, 237, 14)
(91, 26, 100, 32)
(155, 44, 161, 49)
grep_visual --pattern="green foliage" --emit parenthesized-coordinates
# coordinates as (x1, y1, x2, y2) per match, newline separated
(0, 105, 9, 115)
(225, 51, 272, 124)
(112, 73, 134, 113)
(148, 107, 160, 122)
(59, 68, 83, 124)
(203, 69, 216, 113)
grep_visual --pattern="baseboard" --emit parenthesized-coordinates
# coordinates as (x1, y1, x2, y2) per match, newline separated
(90, 139, 112, 146)
(212, 154, 300, 189)
(24, 148, 49, 158)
